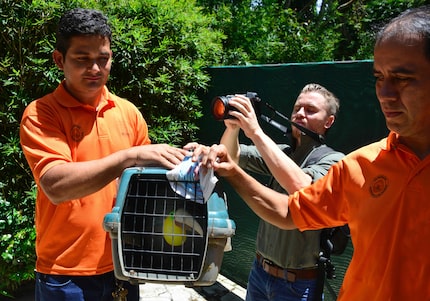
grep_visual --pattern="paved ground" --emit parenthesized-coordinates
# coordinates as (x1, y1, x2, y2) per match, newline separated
(2, 274, 246, 301)
(140, 274, 245, 301)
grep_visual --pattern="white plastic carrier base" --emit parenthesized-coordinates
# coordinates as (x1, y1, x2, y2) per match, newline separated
(103, 167, 236, 287)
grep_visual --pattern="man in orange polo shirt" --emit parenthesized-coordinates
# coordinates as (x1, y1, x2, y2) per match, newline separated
(193, 5, 430, 300)
(20, 8, 187, 301)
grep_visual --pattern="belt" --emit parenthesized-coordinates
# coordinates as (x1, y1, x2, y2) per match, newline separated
(256, 253, 319, 282)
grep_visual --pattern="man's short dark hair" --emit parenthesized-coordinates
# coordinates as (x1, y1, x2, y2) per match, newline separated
(56, 8, 112, 56)
(376, 5, 430, 61)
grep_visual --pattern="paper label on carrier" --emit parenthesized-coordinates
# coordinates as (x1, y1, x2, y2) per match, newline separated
(166, 156, 218, 203)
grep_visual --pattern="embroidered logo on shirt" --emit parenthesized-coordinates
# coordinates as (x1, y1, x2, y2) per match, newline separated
(71, 125, 84, 142)
(369, 175, 388, 197)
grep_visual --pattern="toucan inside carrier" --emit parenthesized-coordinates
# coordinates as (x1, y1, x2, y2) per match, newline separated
(103, 167, 236, 286)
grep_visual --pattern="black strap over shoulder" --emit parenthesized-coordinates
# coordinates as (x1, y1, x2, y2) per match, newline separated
(302, 144, 349, 301)
(303, 145, 335, 167)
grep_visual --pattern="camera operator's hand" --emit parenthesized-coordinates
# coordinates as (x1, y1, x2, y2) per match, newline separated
(223, 118, 239, 130)
(199, 144, 238, 178)
(183, 142, 210, 160)
(183, 142, 239, 178)
(227, 95, 264, 141)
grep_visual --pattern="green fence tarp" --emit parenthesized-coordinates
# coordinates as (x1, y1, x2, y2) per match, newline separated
(197, 60, 388, 154)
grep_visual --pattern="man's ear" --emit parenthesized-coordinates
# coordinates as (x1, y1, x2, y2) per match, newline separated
(52, 50, 64, 70)
(325, 115, 335, 129)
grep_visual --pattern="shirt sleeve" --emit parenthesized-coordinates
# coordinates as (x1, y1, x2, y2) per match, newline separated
(20, 101, 72, 183)
(289, 161, 350, 230)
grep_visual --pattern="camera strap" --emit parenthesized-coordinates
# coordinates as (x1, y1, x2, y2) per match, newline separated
(260, 113, 325, 144)
(260, 101, 325, 143)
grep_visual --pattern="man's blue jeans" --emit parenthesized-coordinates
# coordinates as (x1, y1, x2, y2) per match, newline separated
(35, 271, 139, 301)
(245, 259, 321, 301)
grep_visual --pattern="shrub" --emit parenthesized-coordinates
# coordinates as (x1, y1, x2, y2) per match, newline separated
(105, 0, 224, 144)
(0, 0, 223, 296)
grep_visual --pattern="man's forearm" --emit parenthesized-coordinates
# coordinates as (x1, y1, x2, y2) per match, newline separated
(249, 130, 312, 192)
(220, 127, 241, 163)
(224, 164, 296, 230)
(39, 150, 130, 204)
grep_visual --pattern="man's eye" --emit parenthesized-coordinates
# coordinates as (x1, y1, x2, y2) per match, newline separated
(373, 73, 383, 81)
(97, 57, 110, 65)
(395, 76, 410, 81)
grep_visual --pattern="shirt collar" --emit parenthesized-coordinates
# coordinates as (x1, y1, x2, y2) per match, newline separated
(385, 131, 400, 152)
(53, 81, 114, 110)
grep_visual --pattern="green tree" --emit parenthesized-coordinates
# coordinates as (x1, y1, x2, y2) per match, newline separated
(0, 0, 61, 296)
(0, 0, 223, 296)
(105, 0, 224, 144)
(197, 0, 430, 64)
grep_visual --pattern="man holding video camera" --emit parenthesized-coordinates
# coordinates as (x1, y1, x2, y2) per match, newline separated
(219, 84, 344, 301)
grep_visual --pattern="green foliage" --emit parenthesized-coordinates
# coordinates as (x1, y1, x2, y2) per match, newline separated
(197, 0, 430, 64)
(0, 0, 62, 296)
(104, 0, 224, 144)
(0, 0, 222, 296)
(0, 186, 37, 297)
(198, 0, 343, 64)
(354, 0, 430, 59)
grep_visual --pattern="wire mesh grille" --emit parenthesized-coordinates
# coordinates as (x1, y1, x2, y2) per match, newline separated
(120, 173, 208, 280)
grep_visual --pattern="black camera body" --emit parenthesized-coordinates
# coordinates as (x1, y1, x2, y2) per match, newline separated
(211, 92, 260, 121)
(210, 91, 325, 143)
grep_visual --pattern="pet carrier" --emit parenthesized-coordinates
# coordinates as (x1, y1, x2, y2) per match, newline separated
(103, 167, 236, 287)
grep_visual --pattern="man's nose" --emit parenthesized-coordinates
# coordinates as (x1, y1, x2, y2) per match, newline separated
(88, 60, 101, 71)
(377, 79, 398, 102)
(294, 107, 305, 117)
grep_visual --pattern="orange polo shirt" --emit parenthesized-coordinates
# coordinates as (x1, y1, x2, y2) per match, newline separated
(289, 132, 430, 300)
(20, 82, 150, 275)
